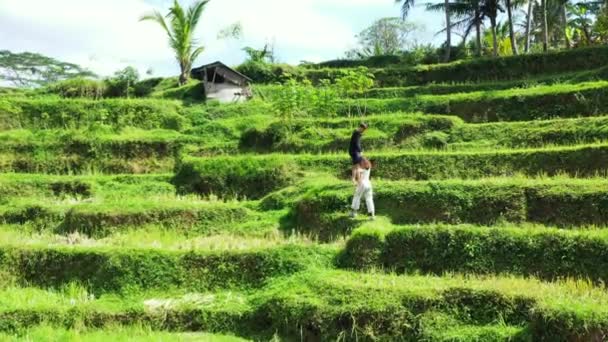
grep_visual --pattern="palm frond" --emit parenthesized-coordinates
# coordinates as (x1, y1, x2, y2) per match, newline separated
(190, 46, 205, 64)
(396, 0, 415, 18)
(188, 0, 211, 31)
(140, 10, 173, 39)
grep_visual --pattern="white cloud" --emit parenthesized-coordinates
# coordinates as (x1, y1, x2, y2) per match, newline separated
(0, 0, 442, 78)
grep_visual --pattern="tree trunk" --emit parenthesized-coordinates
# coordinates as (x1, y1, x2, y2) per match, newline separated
(444, 0, 452, 62)
(542, 0, 549, 52)
(525, 0, 533, 53)
(491, 17, 499, 56)
(506, 0, 519, 55)
(562, 4, 571, 48)
(475, 13, 482, 57)
(583, 25, 592, 45)
(179, 67, 188, 86)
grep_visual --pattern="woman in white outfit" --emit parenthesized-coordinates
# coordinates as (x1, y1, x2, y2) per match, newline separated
(350, 158, 375, 220)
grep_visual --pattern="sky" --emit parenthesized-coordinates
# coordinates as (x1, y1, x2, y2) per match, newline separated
(0, 0, 444, 78)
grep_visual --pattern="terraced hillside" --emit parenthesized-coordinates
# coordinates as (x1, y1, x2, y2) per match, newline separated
(2, 53, 608, 341)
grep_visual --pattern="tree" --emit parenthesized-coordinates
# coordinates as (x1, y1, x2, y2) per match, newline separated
(242, 43, 275, 63)
(541, 0, 549, 51)
(140, 0, 210, 85)
(397, 0, 451, 61)
(426, 0, 485, 57)
(347, 17, 420, 58)
(593, 5, 608, 43)
(483, 0, 505, 56)
(0, 50, 95, 88)
(524, 0, 535, 52)
(105, 66, 140, 98)
(505, 0, 520, 54)
(568, 2, 593, 45)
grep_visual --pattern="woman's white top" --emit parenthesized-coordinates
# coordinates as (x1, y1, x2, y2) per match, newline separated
(359, 167, 372, 188)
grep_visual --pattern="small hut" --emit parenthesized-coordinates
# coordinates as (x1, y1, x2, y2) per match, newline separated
(191, 61, 252, 103)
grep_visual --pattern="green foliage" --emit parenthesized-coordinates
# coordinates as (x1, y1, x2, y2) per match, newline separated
(1, 98, 188, 131)
(236, 62, 300, 84)
(173, 156, 299, 199)
(46, 78, 106, 99)
(269, 79, 339, 119)
(0, 244, 331, 294)
(346, 17, 420, 58)
(290, 178, 608, 237)
(105, 66, 140, 98)
(341, 81, 608, 122)
(0, 326, 249, 342)
(140, 0, 210, 85)
(342, 220, 608, 283)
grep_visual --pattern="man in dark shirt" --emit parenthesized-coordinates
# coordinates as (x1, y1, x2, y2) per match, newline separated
(349, 123, 368, 183)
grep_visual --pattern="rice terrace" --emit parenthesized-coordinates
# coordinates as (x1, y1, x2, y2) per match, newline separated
(3, 0, 608, 340)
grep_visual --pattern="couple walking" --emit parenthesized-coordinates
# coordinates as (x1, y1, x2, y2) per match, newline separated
(348, 123, 375, 220)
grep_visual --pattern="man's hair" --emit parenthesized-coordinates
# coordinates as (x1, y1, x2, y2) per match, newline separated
(359, 123, 369, 130)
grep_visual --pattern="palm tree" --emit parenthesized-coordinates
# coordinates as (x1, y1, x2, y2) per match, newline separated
(568, 2, 594, 45)
(524, 0, 535, 52)
(482, 0, 504, 56)
(426, 0, 485, 57)
(541, 0, 549, 51)
(140, 0, 210, 85)
(396, 0, 452, 62)
(561, 0, 572, 48)
(505, 0, 519, 54)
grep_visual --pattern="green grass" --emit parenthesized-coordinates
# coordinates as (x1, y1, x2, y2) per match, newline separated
(0, 326, 250, 342)
(177, 144, 608, 193)
(340, 217, 608, 282)
(0, 270, 607, 340)
(344, 81, 608, 122)
(0, 236, 336, 294)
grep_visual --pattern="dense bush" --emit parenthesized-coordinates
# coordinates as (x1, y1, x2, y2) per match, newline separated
(236, 61, 302, 84)
(0, 244, 332, 294)
(410, 45, 608, 84)
(1, 98, 189, 130)
(45, 78, 106, 99)
(340, 81, 608, 122)
(291, 46, 608, 86)
(173, 156, 299, 199)
(341, 223, 608, 283)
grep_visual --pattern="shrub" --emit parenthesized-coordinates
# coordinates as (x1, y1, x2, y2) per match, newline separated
(341, 223, 608, 283)
(173, 156, 299, 199)
(46, 78, 106, 99)
(3, 98, 189, 130)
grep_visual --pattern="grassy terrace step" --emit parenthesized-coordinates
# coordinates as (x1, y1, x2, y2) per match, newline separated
(354, 67, 608, 98)
(418, 313, 526, 342)
(0, 129, 200, 157)
(1, 270, 608, 340)
(0, 153, 175, 174)
(1, 326, 249, 342)
(0, 173, 173, 198)
(303, 45, 608, 85)
(287, 177, 608, 236)
(340, 219, 608, 282)
(0, 235, 334, 294)
(236, 114, 608, 153)
(343, 81, 608, 122)
(0, 98, 189, 131)
(176, 144, 608, 198)
(3, 113, 607, 159)
(0, 198, 263, 237)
